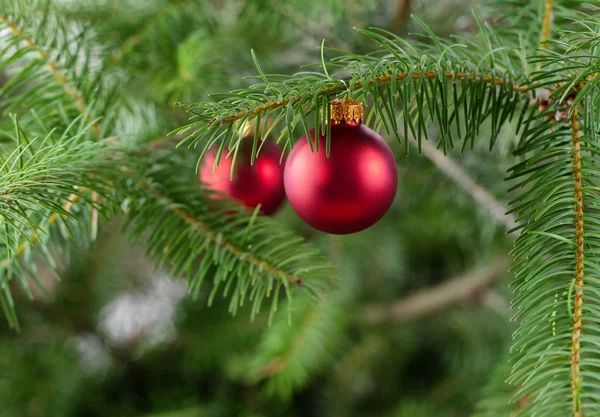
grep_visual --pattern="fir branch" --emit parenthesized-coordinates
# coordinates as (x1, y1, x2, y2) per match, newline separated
(124, 164, 333, 320)
(498, 3, 600, 415)
(0, 2, 334, 329)
(178, 23, 531, 167)
(144, 186, 304, 288)
(504, 91, 600, 415)
(179, 69, 528, 170)
(212, 71, 527, 127)
(0, 10, 106, 292)
(570, 107, 583, 417)
(0, 116, 119, 329)
(0, 192, 82, 269)
(0, 14, 102, 138)
(258, 300, 324, 379)
(228, 290, 347, 399)
(0, 139, 332, 327)
(0, 1, 156, 273)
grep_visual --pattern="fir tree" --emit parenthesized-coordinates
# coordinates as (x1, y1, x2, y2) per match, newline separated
(0, 0, 598, 416)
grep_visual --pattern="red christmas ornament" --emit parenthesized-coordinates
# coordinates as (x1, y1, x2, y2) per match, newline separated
(284, 99, 397, 234)
(199, 140, 285, 215)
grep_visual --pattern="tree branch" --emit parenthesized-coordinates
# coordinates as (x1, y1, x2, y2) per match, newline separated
(540, 0, 554, 50)
(143, 183, 304, 287)
(390, 0, 412, 33)
(0, 190, 83, 268)
(0, 15, 101, 137)
(216, 70, 527, 126)
(0, 15, 306, 291)
(361, 255, 512, 324)
(0, 14, 99, 272)
(570, 107, 584, 417)
(258, 301, 323, 378)
(416, 140, 518, 232)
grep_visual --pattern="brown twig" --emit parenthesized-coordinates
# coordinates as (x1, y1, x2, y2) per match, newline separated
(540, 0, 554, 50)
(391, 0, 412, 33)
(417, 140, 518, 232)
(361, 255, 511, 324)
(536, 2, 585, 415)
(570, 108, 584, 417)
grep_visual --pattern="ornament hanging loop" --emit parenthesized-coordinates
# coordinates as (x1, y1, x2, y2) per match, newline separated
(330, 98, 363, 125)
(340, 80, 351, 99)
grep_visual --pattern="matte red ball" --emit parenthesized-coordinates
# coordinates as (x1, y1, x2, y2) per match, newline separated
(199, 141, 286, 215)
(284, 122, 397, 234)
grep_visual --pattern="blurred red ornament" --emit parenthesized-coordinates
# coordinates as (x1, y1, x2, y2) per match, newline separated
(284, 99, 397, 234)
(199, 141, 286, 215)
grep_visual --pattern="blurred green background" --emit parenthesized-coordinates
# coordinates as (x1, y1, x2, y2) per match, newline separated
(0, 1, 518, 416)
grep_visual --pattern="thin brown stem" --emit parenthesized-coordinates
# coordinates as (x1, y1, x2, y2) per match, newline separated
(361, 255, 511, 324)
(570, 108, 584, 417)
(540, 0, 554, 49)
(391, 0, 412, 33)
(417, 140, 517, 232)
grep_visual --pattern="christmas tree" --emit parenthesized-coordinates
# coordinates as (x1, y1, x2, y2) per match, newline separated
(0, 0, 598, 416)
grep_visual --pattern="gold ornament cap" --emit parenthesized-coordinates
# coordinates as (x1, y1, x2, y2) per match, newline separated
(330, 98, 363, 125)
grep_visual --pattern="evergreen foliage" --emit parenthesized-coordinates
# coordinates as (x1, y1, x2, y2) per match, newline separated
(0, 0, 335, 331)
(1, 0, 599, 416)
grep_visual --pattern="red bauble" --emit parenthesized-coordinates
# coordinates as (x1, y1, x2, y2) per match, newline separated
(199, 141, 286, 215)
(284, 121, 397, 235)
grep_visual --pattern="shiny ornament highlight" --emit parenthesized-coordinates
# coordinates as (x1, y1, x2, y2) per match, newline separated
(284, 120, 397, 234)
